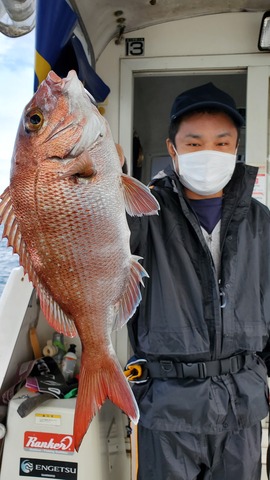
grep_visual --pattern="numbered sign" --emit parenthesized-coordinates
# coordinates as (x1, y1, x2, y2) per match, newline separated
(125, 38, 145, 56)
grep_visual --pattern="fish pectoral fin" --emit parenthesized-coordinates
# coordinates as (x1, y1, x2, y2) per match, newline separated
(0, 187, 37, 285)
(59, 152, 97, 179)
(37, 283, 77, 338)
(73, 352, 139, 451)
(121, 173, 160, 216)
(114, 255, 148, 329)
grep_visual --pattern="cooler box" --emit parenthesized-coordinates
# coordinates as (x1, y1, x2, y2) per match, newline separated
(0, 388, 131, 480)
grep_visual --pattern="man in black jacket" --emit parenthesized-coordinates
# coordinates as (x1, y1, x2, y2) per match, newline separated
(127, 83, 270, 479)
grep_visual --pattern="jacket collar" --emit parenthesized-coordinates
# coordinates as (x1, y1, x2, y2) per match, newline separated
(151, 163, 259, 250)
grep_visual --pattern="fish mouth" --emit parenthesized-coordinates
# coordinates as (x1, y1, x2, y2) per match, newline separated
(43, 70, 102, 157)
(47, 69, 77, 84)
(46, 70, 80, 96)
(62, 70, 81, 92)
(45, 71, 84, 151)
(63, 71, 97, 107)
(66, 70, 78, 82)
(47, 70, 65, 86)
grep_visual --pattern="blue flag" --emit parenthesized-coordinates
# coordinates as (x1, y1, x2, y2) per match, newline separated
(34, 0, 110, 102)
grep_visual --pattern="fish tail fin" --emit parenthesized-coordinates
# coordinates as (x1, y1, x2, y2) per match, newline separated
(74, 353, 139, 451)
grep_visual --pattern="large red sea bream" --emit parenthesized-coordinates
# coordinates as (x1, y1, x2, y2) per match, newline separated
(0, 70, 159, 450)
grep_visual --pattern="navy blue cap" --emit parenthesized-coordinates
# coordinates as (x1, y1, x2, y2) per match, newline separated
(170, 82, 244, 127)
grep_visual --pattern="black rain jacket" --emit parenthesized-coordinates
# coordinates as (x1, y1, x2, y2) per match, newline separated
(127, 163, 270, 433)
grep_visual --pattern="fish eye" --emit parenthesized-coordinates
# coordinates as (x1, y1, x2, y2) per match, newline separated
(24, 108, 44, 132)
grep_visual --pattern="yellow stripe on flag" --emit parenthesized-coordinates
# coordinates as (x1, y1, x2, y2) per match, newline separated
(35, 50, 52, 87)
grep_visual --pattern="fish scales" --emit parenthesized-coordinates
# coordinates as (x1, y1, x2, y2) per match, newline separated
(0, 70, 159, 450)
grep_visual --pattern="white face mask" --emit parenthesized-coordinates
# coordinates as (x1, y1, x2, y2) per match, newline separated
(174, 149, 236, 195)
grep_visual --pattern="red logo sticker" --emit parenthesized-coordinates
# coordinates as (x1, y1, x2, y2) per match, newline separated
(24, 431, 74, 453)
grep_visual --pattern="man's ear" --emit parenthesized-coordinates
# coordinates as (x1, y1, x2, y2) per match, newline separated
(166, 138, 176, 159)
(115, 143, 125, 167)
(166, 139, 179, 173)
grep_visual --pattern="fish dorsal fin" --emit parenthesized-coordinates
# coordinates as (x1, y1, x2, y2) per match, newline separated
(121, 174, 159, 217)
(37, 284, 78, 338)
(0, 187, 77, 338)
(114, 255, 148, 329)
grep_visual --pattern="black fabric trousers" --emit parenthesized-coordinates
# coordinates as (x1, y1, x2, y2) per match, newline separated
(137, 423, 262, 480)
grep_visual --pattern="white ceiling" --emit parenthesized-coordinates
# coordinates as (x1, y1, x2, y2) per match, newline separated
(70, 0, 270, 59)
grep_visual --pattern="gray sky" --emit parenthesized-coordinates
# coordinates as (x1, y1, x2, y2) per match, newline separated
(0, 29, 35, 194)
